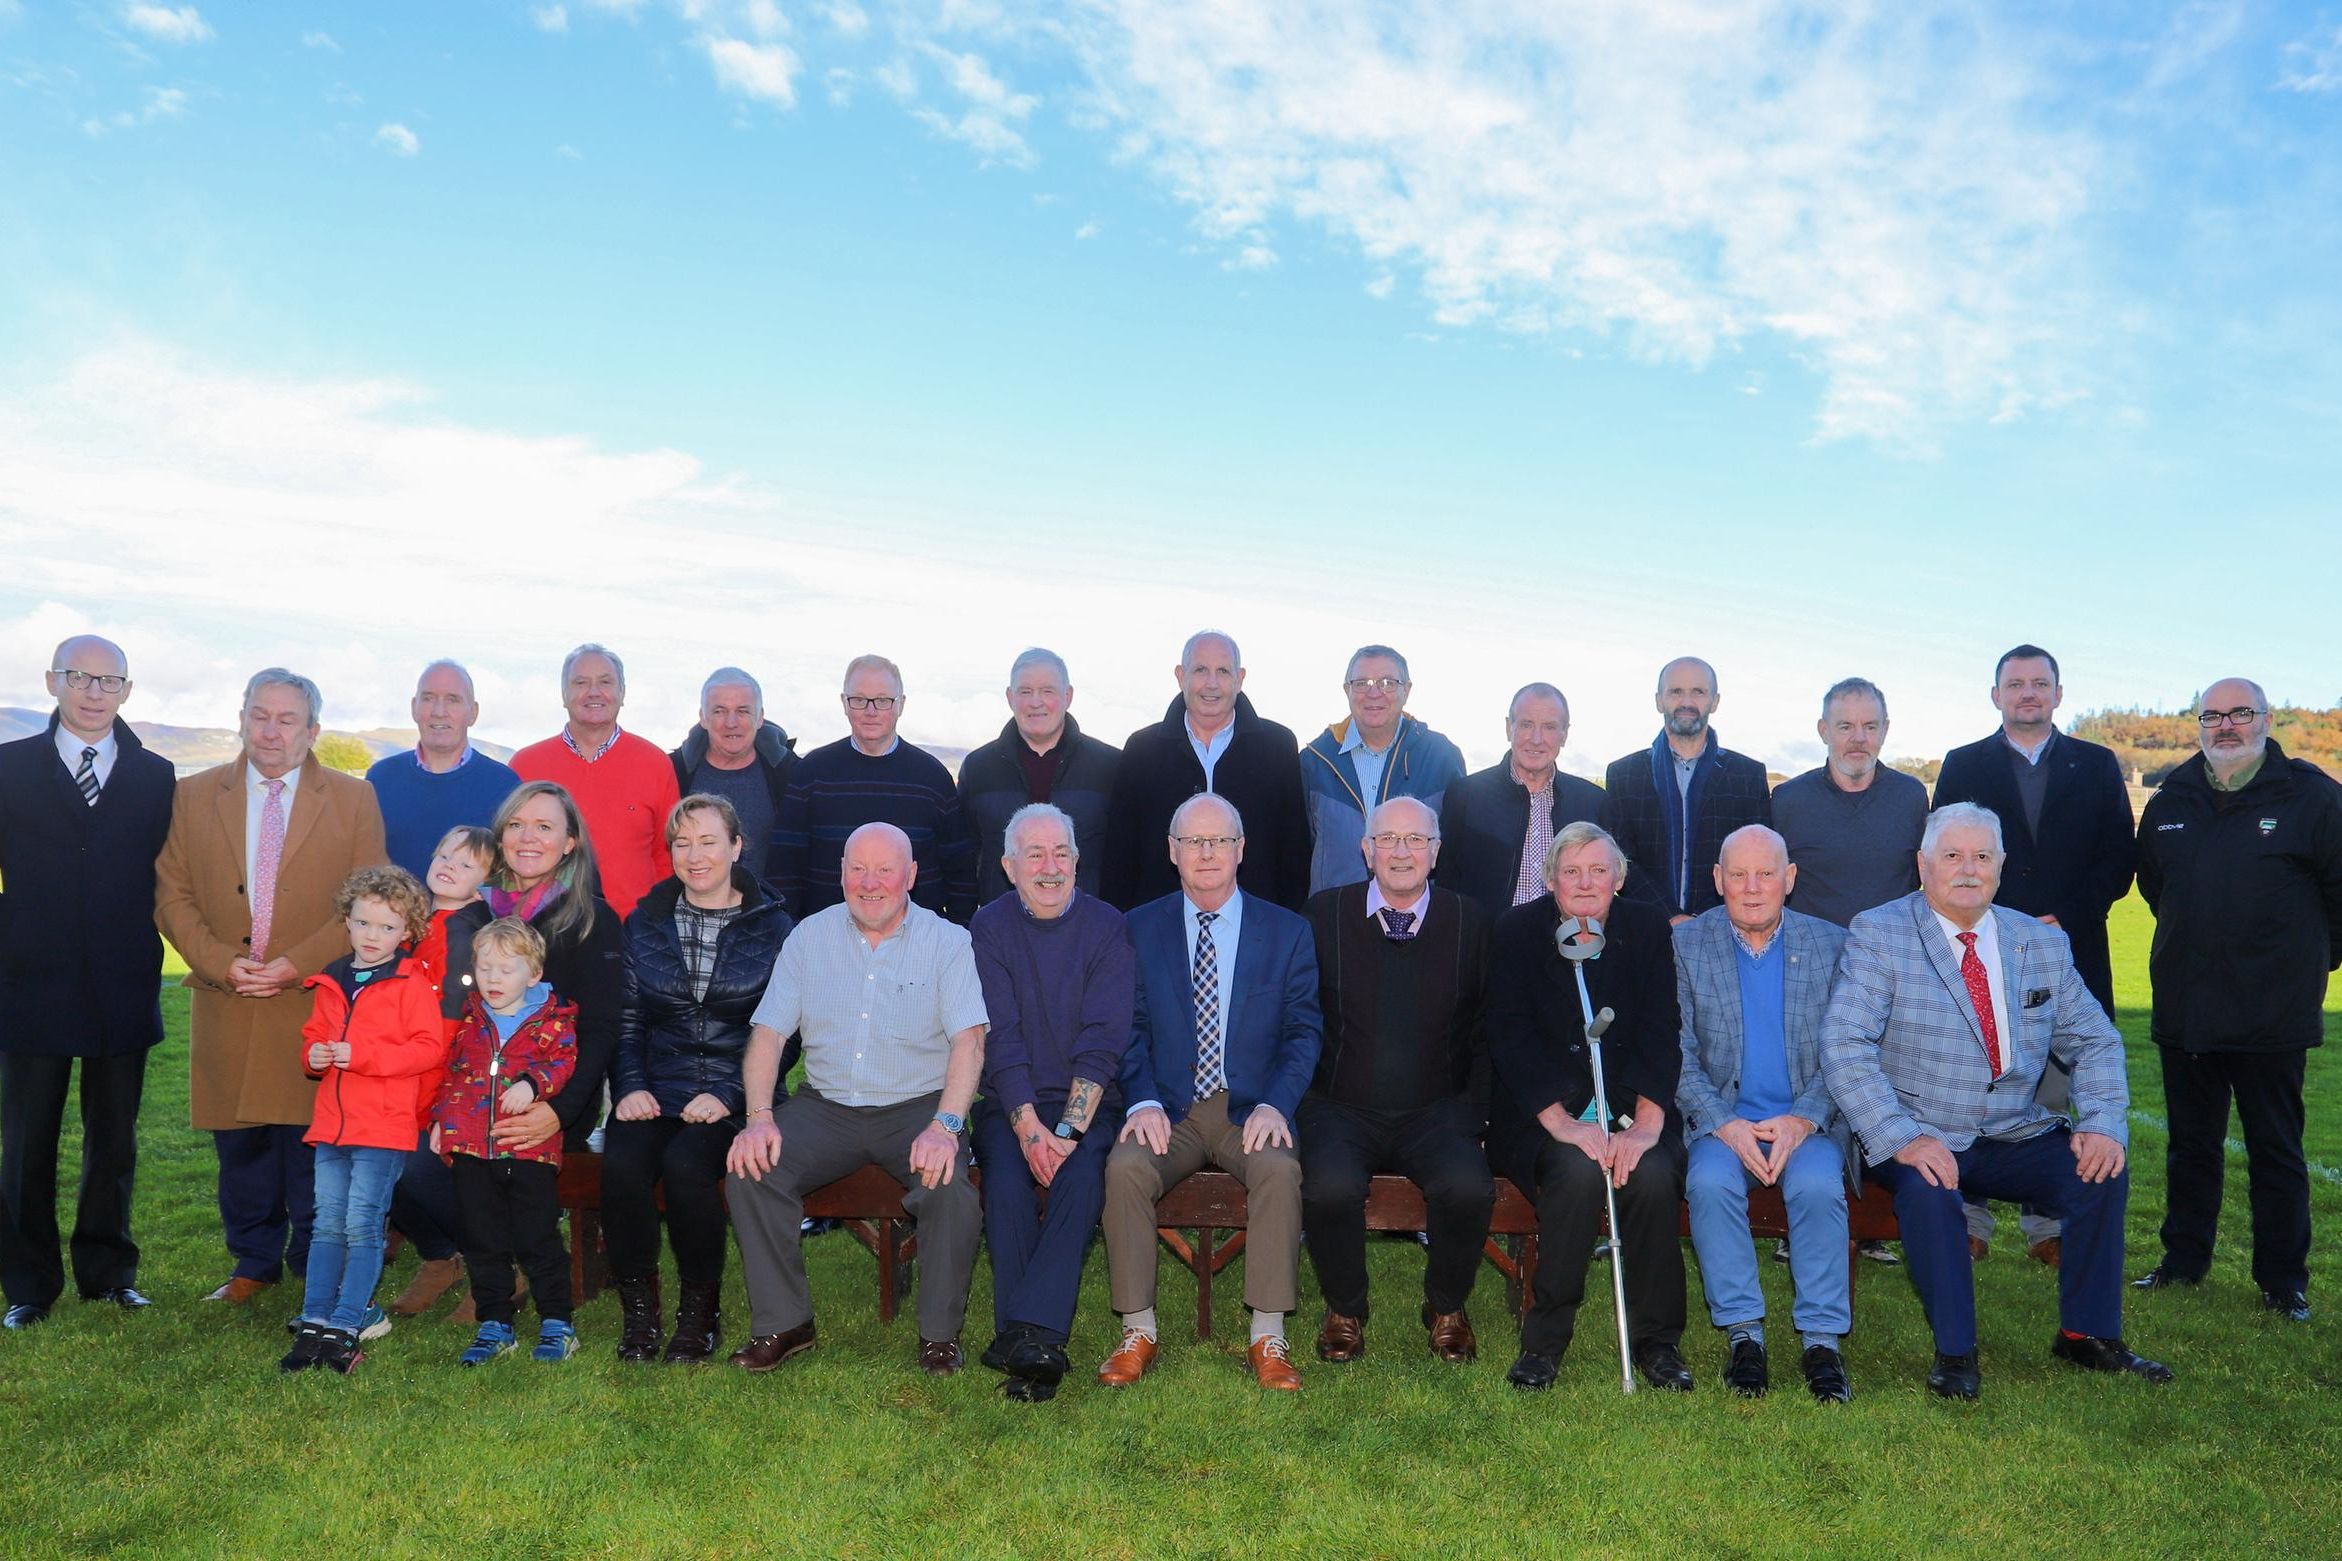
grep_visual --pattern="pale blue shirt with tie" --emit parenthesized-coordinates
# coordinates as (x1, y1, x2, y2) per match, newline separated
(1128, 888, 1245, 1117)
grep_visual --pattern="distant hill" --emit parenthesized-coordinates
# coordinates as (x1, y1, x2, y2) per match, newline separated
(0, 709, 514, 774)
(2073, 705, 2342, 785)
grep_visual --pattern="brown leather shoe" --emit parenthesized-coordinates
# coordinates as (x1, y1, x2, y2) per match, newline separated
(1248, 1335, 1302, 1392)
(2028, 1236, 2063, 1270)
(1968, 1236, 1990, 1263)
(388, 1257, 460, 1316)
(1423, 1303, 1476, 1363)
(728, 1320, 817, 1371)
(203, 1276, 274, 1304)
(1316, 1310, 1365, 1362)
(1096, 1328, 1158, 1387)
(918, 1338, 964, 1377)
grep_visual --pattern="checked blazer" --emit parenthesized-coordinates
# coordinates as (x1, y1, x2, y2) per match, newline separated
(1818, 891, 2126, 1166)
(1672, 906, 1852, 1168)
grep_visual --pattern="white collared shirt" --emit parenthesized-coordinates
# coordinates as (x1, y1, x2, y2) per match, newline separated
(1187, 718, 1235, 788)
(245, 761, 304, 889)
(2002, 729, 2053, 766)
(1932, 907, 2011, 1076)
(54, 723, 118, 790)
(1364, 879, 1431, 935)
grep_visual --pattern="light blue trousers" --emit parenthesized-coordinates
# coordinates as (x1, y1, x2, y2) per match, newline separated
(1684, 1131, 1851, 1336)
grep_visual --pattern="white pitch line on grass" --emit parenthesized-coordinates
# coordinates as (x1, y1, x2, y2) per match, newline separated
(2128, 1109, 2342, 1187)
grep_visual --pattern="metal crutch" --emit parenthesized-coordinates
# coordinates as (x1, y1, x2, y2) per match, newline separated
(1555, 915, 1635, 1395)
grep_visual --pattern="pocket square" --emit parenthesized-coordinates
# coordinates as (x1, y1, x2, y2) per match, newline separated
(2024, 988, 2052, 1010)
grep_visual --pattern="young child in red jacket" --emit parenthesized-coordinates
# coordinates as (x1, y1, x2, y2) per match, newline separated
(281, 866, 449, 1376)
(430, 916, 580, 1365)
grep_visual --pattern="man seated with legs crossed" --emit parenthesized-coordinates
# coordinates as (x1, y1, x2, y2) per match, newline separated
(1675, 826, 1854, 1402)
(1820, 802, 2171, 1399)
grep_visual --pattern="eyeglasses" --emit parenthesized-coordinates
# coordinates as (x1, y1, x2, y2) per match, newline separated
(52, 670, 127, 694)
(1171, 834, 1241, 853)
(1346, 677, 1408, 693)
(843, 695, 900, 712)
(2197, 707, 2263, 728)
(1369, 832, 1437, 851)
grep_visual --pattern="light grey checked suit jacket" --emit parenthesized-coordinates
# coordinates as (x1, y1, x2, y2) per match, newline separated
(1819, 892, 2127, 1167)
(1673, 907, 1853, 1171)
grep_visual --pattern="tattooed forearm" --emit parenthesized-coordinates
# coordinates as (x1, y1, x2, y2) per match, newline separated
(1060, 1077, 1103, 1132)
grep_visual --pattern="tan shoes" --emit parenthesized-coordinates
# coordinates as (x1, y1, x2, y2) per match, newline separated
(388, 1257, 461, 1316)
(202, 1276, 273, 1303)
(1096, 1328, 1159, 1386)
(1423, 1304, 1476, 1363)
(1247, 1336, 1302, 1392)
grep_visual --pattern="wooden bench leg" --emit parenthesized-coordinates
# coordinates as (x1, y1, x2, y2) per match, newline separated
(1194, 1229, 1212, 1340)
(570, 1206, 605, 1305)
(877, 1216, 898, 1325)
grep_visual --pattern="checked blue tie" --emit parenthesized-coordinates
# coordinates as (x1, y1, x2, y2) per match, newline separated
(1192, 910, 1224, 1098)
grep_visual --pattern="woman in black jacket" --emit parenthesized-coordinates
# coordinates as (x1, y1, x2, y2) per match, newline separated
(606, 794, 793, 1363)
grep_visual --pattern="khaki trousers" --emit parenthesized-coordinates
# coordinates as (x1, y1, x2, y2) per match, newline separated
(1102, 1091, 1301, 1314)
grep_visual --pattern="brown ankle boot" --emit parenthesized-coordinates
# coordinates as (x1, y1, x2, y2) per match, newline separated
(388, 1257, 461, 1317)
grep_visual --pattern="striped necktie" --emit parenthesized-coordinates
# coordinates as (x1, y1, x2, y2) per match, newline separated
(74, 746, 101, 806)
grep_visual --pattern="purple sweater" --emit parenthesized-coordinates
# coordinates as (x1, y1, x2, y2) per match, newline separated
(970, 889, 1136, 1112)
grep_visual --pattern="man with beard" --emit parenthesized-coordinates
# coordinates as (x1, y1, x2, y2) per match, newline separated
(1772, 678, 1928, 931)
(1602, 657, 1772, 923)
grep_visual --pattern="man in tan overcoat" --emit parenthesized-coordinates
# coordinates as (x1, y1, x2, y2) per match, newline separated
(155, 669, 385, 1302)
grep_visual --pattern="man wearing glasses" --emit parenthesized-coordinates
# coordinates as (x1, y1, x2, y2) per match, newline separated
(1299, 797, 1493, 1367)
(770, 654, 977, 924)
(1300, 645, 1465, 898)
(1098, 793, 1322, 1390)
(0, 639, 177, 1328)
(2133, 679, 2342, 1324)
(1931, 644, 2136, 1268)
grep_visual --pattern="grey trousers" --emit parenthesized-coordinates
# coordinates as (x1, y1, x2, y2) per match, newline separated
(727, 1088, 979, 1342)
(1102, 1090, 1302, 1315)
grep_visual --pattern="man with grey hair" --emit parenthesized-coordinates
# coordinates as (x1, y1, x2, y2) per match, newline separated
(957, 647, 1120, 908)
(1821, 801, 2167, 1399)
(1771, 677, 1928, 930)
(2133, 677, 2342, 1323)
(156, 669, 386, 1303)
(668, 666, 798, 887)
(968, 802, 1135, 1399)
(1103, 631, 1311, 912)
(1300, 644, 1466, 897)
(771, 654, 976, 924)
(366, 659, 520, 879)
(1436, 681, 1607, 920)
(1, 636, 176, 1328)
(1602, 656, 1773, 923)
(511, 643, 680, 918)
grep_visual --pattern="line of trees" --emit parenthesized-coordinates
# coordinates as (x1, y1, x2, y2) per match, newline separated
(2073, 704, 2342, 785)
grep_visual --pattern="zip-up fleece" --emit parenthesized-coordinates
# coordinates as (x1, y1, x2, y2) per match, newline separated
(299, 951, 452, 1151)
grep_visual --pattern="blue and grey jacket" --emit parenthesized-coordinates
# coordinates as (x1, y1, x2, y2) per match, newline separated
(1300, 714, 1467, 897)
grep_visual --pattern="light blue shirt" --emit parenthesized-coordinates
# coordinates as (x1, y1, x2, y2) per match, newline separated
(1130, 889, 1245, 1117)
(1340, 722, 1392, 808)
(1187, 718, 1235, 789)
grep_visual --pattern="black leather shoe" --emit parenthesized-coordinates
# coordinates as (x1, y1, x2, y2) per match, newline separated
(918, 1337, 964, 1377)
(3, 1303, 49, 1330)
(729, 1320, 817, 1372)
(1800, 1344, 1853, 1404)
(2261, 1289, 2312, 1323)
(2051, 1332, 2174, 1383)
(981, 1323, 1039, 1373)
(1004, 1336, 1070, 1395)
(83, 1286, 151, 1310)
(1506, 1351, 1559, 1390)
(1635, 1343, 1694, 1392)
(1722, 1337, 1768, 1397)
(1927, 1351, 1981, 1400)
(2131, 1265, 2202, 1290)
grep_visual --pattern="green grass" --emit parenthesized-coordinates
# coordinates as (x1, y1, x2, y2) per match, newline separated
(10, 897, 2340, 1559)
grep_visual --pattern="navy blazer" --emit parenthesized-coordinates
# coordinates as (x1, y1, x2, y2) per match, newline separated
(1117, 890, 1323, 1125)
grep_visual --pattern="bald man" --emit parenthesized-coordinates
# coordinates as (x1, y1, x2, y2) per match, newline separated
(1601, 656, 1773, 923)
(1, 637, 177, 1327)
(725, 823, 990, 1376)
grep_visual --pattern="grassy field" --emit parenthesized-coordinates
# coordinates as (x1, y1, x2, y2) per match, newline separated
(8, 896, 2339, 1559)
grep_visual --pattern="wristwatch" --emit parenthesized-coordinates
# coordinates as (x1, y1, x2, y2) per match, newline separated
(1053, 1119, 1085, 1143)
(932, 1111, 967, 1135)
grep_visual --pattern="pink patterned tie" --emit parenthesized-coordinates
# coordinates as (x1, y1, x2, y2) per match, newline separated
(250, 778, 287, 960)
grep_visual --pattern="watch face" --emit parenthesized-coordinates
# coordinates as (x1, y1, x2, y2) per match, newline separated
(1053, 1122, 1074, 1138)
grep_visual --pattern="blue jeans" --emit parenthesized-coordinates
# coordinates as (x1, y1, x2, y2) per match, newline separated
(1685, 1132, 1851, 1337)
(302, 1146, 407, 1332)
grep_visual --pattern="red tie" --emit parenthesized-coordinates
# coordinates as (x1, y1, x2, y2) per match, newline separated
(1956, 931, 2002, 1076)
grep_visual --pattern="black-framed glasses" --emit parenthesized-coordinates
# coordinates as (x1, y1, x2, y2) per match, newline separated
(1345, 677, 1408, 693)
(844, 695, 900, 712)
(1171, 834, 1241, 853)
(52, 670, 127, 694)
(1369, 832, 1436, 851)
(2197, 707, 2263, 728)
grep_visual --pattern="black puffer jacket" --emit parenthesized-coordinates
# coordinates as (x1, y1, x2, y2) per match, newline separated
(614, 869, 795, 1116)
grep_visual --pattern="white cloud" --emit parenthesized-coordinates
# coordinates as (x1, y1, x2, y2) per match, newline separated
(123, 4, 211, 44)
(556, 142, 583, 158)
(743, 0, 789, 41)
(1226, 243, 1275, 272)
(301, 30, 339, 52)
(1073, 218, 1100, 240)
(703, 34, 799, 107)
(2278, 24, 2342, 92)
(824, 2, 868, 38)
(533, 4, 569, 34)
(1364, 273, 1393, 299)
(374, 122, 420, 156)
(908, 43, 1037, 165)
(80, 84, 188, 135)
(2143, 1, 2245, 90)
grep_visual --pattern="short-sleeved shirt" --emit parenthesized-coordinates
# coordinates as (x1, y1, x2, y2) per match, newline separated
(750, 901, 989, 1106)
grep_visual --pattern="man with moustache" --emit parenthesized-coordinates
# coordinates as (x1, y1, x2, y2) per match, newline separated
(2132, 678, 2342, 1323)
(510, 644, 680, 919)
(366, 659, 519, 879)
(155, 669, 386, 1302)
(1299, 645, 1466, 897)
(958, 648, 1120, 906)
(1434, 682, 1607, 921)
(1602, 657, 1772, 923)
(0, 636, 176, 1328)
(1821, 803, 2169, 1398)
(1771, 678, 1928, 931)
(1932, 645, 2135, 1268)
(668, 666, 799, 887)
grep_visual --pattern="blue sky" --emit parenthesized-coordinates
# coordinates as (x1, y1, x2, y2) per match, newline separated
(2, 1, 2337, 776)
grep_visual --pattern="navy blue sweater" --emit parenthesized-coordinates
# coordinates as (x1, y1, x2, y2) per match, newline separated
(769, 738, 977, 924)
(971, 889, 1136, 1113)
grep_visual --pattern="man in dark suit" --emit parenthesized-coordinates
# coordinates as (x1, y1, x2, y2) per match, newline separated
(1098, 793, 1323, 1391)
(1932, 644, 2135, 1268)
(957, 647, 1120, 906)
(0, 636, 176, 1328)
(1601, 656, 1772, 923)
(1100, 631, 1311, 912)
(1435, 681, 1606, 920)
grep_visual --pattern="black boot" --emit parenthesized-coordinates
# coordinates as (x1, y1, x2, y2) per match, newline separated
(663, 1280, 722, 1364)
(615, 1275, 663, 1363)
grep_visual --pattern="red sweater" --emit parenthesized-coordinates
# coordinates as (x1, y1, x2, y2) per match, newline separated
(509, 729, 680, 919)
(300, 953, 451, 1151)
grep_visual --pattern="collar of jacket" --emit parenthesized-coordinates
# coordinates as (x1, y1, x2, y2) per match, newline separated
(673, 719, 797, 774)
(1159, 691, 1262, 733)
(2165, 737, 2299, 800)
(1647, 726, 1721, 770)
(1305, 714, 1418, 807)
(635, 865, 774, 921)
(42, 709, 152, 755)
(992, 710, 1086, 755)
(307, 948, 424, 994)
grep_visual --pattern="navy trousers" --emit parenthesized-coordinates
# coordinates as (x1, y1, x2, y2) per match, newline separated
(213, 1123, 315, 1283)
(1871, 1126, 2127, 1355)
(971, 1093, 1118, 1345)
